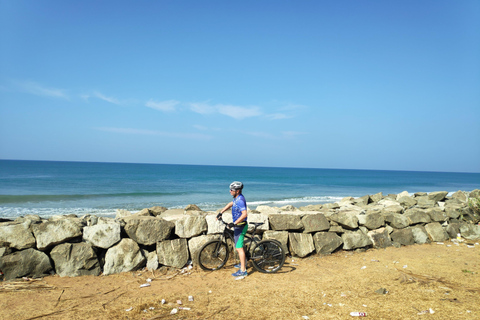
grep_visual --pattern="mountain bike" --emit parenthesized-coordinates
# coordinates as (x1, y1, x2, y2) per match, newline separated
(197, 217, 286, 273)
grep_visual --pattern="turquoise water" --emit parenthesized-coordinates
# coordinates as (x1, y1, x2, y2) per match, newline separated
(0, 160, 478, 219)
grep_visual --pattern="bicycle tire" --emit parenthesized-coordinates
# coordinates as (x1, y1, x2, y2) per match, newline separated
(250, 239, 285, 273)
(197, 240, 229, 271)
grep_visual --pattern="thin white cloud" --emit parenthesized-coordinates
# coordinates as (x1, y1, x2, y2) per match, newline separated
(189, 102, 262, 120)
(96, 127, 212, 140)
(13, 80, 68, 99)
(93, 92, 121, 105)
(265, 113, 291, 120)
(145, 99, 179, 112)
(282, 131, 307, 138)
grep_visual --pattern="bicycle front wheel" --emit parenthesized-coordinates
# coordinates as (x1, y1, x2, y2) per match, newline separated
(251, 239, 285, 273)
(197, 240, 229, 271)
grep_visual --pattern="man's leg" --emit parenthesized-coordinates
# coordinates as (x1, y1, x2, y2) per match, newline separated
(236, 247, 246, 272)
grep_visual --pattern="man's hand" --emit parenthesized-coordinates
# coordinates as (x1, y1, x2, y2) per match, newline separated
(216, 213, 222, 220)
(227, 222, 235, 228)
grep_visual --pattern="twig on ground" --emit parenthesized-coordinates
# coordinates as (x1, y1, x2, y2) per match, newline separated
(24, 304, 80, 320)
(397, 269, 480, 292)
(102, 291, 126, 309)
(54, 289, 65, 307)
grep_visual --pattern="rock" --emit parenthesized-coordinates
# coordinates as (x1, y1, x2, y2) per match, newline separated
(255, 205, 280, 215)
(390, 228, 415, 246)
(31, 219, 83, 251)
(299, 204, 323, 211)
(134, 208, 152, 216)
(377, 199, 401, 207)
(404, 208, 431, 225)
(288, 233, 315, 257)
(367, 228, 392, 248)
(313, 232, 343, 254)
(424, 222, 448, 242)
(358, 212, 385, 230)
(451, 191, 467, 202)
(103, 239, 145, 275)
(398, 196, 417, 208)
(269, 214, 303, 231)
(414, 192, 427, 197)
(50, 242, 101, 277)
(328, 212, 359, 230)
(445, 222, 461, 239)
(415, 197, 436, 208)
(445, 205, 463, 219)
(185, 204, 202, 211)
(383, 213, 410, 229)
(83, 223, 121, 249)
(459, 224, 480, 240)
(354, 195, 371, 206)
(280, 205, 297, 211)
(159, 209, 185, 221)
(145, 250, 159, 271)
(411, 225, 431, 244)
(396, 191, 410, 200)
(175, 215, 208, 238)
(382, 205, 405, 214)
(263, 230, 289, 254)
(157, 238, 189, 268)
(0, 221, 36, 250)
(375, 288, 388, 294)
(425, 208, 447, 222)
(469, 189, 480, 198)
(115, 209, 132, 219)
(338, 205, 365, 215)
(124, 217, 174, 245)
(428, 191, 449, 202)
(323, 203, 340, 210)
(341, 230, 373, 250)
(370, 192, 383, 203)
(301, 214, 330, 233)
(0, 248, 52, 280)
(188, 235, 219, 265)
(205, 214, 225, 234)
(149, 206, 168, 216)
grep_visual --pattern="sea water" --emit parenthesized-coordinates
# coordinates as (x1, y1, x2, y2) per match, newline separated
(0, 160, 478, 219)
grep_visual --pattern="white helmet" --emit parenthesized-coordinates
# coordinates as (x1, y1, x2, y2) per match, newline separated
(229, 181, 243, 190)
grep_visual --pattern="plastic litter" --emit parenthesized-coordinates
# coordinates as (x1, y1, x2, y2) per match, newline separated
(170, 308, 178, 315)
(350, 312, 367, 316)
(125, 307, 133, 312)
(161, 299, 166, 304)
(177, 300, 182, 305)
(179, 307, 191, 310)
(140, 283, 151, 288)
(403, 265, 408, 269)
(146, 278, 152, 282)
(360, 266, 366, 269)
(188, 295, 194, 302)
(235, 276, 245, 280)
(436, 242, 444, 245)
(302, 316, 310, 320)
(417, 308, 434, 315)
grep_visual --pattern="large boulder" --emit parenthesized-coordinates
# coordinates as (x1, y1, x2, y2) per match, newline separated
(358, 212, 384, 230)
(425, 208, 447, 222)
(288, 233, 315, 258)
(451, 191, 468, 202)
(341, 230, 372, 250)
(411, 225, 431, 244)
(415, 197, 437, 208)
(428, 191, 449, 202)
(188, 234, 219, 265)
(246, 214, 270, 233)
(149, 206, 168, 217)
(328, 212, 358, 230)
(445, 206, 463, 219)
(103, 238, 145, 275)
(424, 222, 448, 242)
(301, 214, 330, 233)
(124, 217, 174, 245)
(157, 238, 189, 268)
(263, 230, 289, 254)
(383, 213, 409, 229)
(145, 250, 159, 271)
(269, 214, 303, 231)
(469, 189, 480, 198)
(390, 228, 415, 246)
(313, 232, 343, 254)
(404, 208, 431, 225)
(31, 218, 83, 250)
(0, 221, 36, 250)
(459, 224, 480, 240)
(50, 242, 101, 277)
(367, 228, 392, 248)
(83, 223, 121, 249)
(397, 196, 417, 208)
(370, 192, 383, 203)
(175, 215, 208, 238)
(205, 214, 225, 234)
(0, 248, 52, 280)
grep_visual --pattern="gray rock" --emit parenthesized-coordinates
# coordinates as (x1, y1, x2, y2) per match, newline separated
(149, 206, 168, 216)
(328, 212, 359, 230)
(404, 208, 431, 225)
(299, 204, 323, 211)
(390, 228, 415, 246)
(269, 214, 303, 231)
(424, 222, 448, 242)
(185, 204, 202, 211)
(358, 212, 385, 230)
(313, 232, 343, 254)
(425, 208, 447, 222)
(398, 196, 417, 208)
(115, 209, 132, 219)
(31, 219, 83, 251)
(157, 238, 189, 268)
(103, 238, 145, 275)
(415, 197, 436, 208)
(0, 248, 52, 280)
(384, 213, 410, 229)
(367, 228, 392, 248)
(124, 217, 174, 245)
(288, 233, 315, 257)
(396, 191, 410, 200)
(354, 195, 371, 206)
(188, 235, 220, 265)
(50, 242, 101, 277)
(302, 214, 330, 233)
(263, 230, 289, 254)
(428, 191, 449, 202)
(83, 223, 121, 249)
(175, 215, 208, 238)
(469, 189, 480, 198)
(451, 191, 468, 202)
(445, 205, 463, 219)
(135, 208, 152, 216)
(145, 250, 159, 271)
(159, 209, 185, 221)
(382, 205, 405, 214)
(205, 214, 225, 234)
(414, 192, 428, 197)
(459, 224, 480, 240)
(411, 225, 431, 244)
(246, 214, 269, 233)
(0, 221, 36, 250)
(370, 192, 383, 203)
(323, 203, 340, 210)
(445, 222, 461, 239)
(341, 230, 373, 250)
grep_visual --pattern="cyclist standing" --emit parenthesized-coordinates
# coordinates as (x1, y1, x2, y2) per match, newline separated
(217, 181, 248, 277)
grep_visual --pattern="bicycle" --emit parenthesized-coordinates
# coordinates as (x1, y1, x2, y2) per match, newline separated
(197, 216, 286, 273)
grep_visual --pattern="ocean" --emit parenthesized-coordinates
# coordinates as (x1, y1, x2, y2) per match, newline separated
(0, 160, 479, 220)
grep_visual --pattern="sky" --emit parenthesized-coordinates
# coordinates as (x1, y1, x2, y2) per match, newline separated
(1, 1, 479, 173)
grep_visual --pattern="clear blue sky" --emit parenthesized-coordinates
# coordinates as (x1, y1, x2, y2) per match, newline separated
(1, 1, 479, 173)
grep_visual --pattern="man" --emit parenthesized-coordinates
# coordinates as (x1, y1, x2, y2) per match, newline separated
(217, 181, 248, 277)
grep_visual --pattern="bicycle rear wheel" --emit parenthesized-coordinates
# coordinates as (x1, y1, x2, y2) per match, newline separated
(250, 239, 285, 273)
(197, 240, 229, 271)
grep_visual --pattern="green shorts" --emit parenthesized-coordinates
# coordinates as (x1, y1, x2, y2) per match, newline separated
(234, 223, 248, 249)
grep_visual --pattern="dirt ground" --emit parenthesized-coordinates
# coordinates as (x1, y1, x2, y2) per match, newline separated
(1, 240, 479, 320)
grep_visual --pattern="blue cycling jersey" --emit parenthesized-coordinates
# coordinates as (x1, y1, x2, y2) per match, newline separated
(232, 194, 247, 224)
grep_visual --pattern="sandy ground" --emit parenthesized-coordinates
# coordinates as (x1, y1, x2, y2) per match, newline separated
(1, 240, 479, 320)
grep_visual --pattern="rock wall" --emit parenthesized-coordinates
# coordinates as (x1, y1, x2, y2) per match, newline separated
(1, 190, 479, 280)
